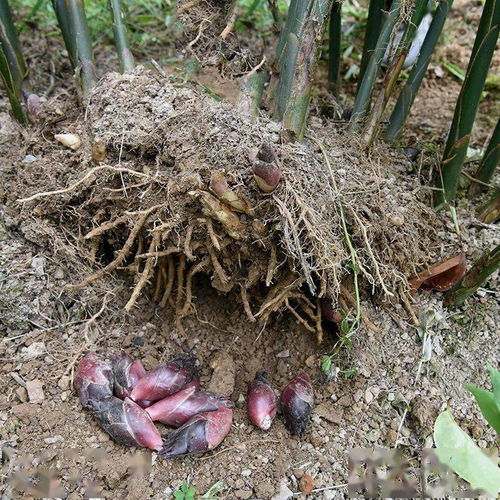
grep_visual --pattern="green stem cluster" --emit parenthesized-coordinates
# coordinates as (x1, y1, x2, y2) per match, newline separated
(0, 1, 28, 123)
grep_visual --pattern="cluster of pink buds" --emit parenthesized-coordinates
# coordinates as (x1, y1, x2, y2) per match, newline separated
(75, 351, 232, 457)
(247, 371, 314, 436)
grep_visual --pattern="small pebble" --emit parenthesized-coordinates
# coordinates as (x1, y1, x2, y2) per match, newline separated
(26, 379, 44, 403)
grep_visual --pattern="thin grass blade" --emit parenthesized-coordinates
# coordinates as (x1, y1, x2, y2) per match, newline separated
(470, 118, 500, 194)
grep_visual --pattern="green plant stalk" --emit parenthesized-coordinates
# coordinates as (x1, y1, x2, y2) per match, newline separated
(435, 0, 500, 208)
(273, 31, 299, 122)
(362, 0, 428, 144)
(280, 0, 333, 139)
(350, 0, 401, 127)
(471, 118, 500, 194)
(0, 0, 28, 123)
(68, 0, 97, 95)
(328, 1, 341, 97)
(384, 0, 453, 142)
(444, 245, 500, 307)
(358, 0, 386, 86)
(51, 0, 77, 68)
(276, 0, 310, 60)
(109, 0, 134, 73)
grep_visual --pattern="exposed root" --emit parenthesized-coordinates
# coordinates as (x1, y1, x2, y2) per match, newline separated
(153, 264, 166, 302)
(125, 233, 161, 312)
(18, 165, 155, 203)
(180, 257, 210, 317)
(85, 214, 129, 239)
(175, 255, 187, 313)
(265, 244, 277, 287)
(240, 284, 256, 322)
(160, 255, 175, 308)
(184, 223, 195, 260)
(285, 298, 315, 333)
(340, 285, 383, 334)
(206, 219, 221, 251)
(67, 207, 159, 289)
(207, 241, 230, 285)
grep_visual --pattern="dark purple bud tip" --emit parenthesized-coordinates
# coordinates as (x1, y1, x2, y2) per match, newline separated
(93, 397, 163, 450)
(74, 352, 114, 411)
(130, 354, 198, 402)
(147, 386, 231, 427)
(159, 407, 233, 458)
(247, 372, 277, 430)
(112, 352, 146, 399)
(280, 372, 314, 436)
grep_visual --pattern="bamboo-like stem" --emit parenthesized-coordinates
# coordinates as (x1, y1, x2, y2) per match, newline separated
(275, 0, 333, 139)
(358, 0, 386, 85)
(349, 0, 400, 128)
(470, 118, 500, 195)
(273, 32, 299, 121)
(109, 0, 134, 73)
(51, 0, 77, 68)
(0, 0, 28, 123)
(362, 0, 428, 144)
(328, 1, 341, 97)
(276, 0, 309, 60)
(444, 244, 500, 307)
(434, 0, 500, 208)
(384, 0, 453, 142)
(67, 0, 97, 96)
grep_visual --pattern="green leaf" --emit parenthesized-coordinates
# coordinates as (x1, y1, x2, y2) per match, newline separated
(340, 318, 350, 334)
(173, 492, 184, 500)
(488, 364, 500, 407)
(320, 355, 332, 374)
(343, 368, 359, 378)
(433, 410, 500, 497)
(200, 480, 224, 499)
(464, 384, 500, 434)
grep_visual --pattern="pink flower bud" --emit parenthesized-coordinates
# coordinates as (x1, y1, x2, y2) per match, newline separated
(130, 354, 198, 402)
(146, 386, 231, 427)
(74, 352, 113, 411)
(247, 372, 277, 430)
(280, 372, 314, 436)
(93, 397, 163, 450)
(160, 407, 233, 458)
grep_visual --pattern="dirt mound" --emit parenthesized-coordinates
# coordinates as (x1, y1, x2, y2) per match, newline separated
(9, 68, 441, 340)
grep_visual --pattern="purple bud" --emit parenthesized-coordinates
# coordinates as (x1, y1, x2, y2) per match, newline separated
(247, 372, 277, 430)
(74, 352, 113, 411)
(130, 354, 197, 402)
(280, 372, 314, 436)
(146, 386, 231, 427)
(93, 397, 163, 450)
(112, 352, 146, 399)
(160, 407, 233, 458)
